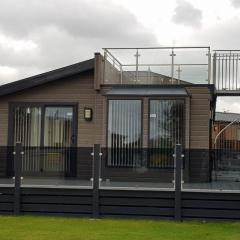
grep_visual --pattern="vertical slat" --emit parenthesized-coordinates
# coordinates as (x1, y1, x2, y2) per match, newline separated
(232, 54, 234, 90)
(116, 101, 119, 166)
(134, 100, 137, 167)
(122, 100, 124, 166)
(113, 100, 116, 166)
(158, 101, 160, 167)
(138, 100, 141, 166)
(27, 108, 30, 172)
(217, 54, 220, 89)
(160, 100, 163, 168)
(126, 101, 128, 166)
(131, 101, 133, 166)
(107, 101, 111, 166)
(63, 108, 66, 172)
(113, 101, 116, 166)
(228, 52, 232, 90)
(38, 107, 41, 172)
(221, 55, 224, 90)
(236, 54, 239, 90)
(157, 101, 160, 168)
(225, 54, 228, 89)
(165, 100, 168, 168)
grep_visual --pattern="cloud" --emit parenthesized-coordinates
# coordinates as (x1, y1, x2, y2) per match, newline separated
(217, 97, 240, 113)
(190, 17, 240, 49)
(230, 0, 240, 8)
(184, 16, 240, 113)
(0, 66, 18, 84)
(0, 0, 158, 83)
(172, 0, 202, 28)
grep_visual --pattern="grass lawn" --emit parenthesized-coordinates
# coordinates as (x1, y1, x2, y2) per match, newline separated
(0, 216, 240, 240)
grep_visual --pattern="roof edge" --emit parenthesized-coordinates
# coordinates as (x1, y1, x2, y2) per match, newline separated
(0, 58, 94, 97)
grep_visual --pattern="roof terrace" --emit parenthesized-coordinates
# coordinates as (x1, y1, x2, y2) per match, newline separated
(103, 47, 211, 86)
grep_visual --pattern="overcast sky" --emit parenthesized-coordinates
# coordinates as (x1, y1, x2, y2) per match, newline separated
(0, 0, 240, 112)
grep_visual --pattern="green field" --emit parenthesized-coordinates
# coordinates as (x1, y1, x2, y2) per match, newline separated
(0, 216, 240, 240)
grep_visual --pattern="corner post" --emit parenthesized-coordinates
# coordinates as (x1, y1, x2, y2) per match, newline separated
(92, 144, 101, 218)
(13, 142, 23, 215)
(174, 144, 183, 221)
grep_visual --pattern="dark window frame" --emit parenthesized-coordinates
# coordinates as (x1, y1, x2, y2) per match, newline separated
(7, 102, 78, 177)
(105, 97, 187, 169)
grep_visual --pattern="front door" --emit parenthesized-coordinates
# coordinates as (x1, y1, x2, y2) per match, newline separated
(10, 104, 77, 177)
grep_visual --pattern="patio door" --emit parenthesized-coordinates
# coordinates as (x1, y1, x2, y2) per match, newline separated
(11, 104, 77, 177)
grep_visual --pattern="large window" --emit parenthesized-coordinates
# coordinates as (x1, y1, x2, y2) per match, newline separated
(149, 100, 184, 168)
(12, 104, 76, 175)
(107, 100, 142, 167)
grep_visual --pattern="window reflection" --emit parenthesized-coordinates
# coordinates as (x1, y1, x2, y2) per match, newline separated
(149, 100, 184, 168)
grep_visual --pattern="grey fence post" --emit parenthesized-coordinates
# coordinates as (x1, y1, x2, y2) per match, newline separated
(13, 142, 23, 215)
(174, 144, 183, 221)
(92, 144, 101, 218)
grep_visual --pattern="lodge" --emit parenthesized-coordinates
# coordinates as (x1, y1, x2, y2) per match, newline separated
(0, 47, 240, 219)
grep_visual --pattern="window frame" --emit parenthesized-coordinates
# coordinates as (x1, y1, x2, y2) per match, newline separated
(7, 102, 79, 176)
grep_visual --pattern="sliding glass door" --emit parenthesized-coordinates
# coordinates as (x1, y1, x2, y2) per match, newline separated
(11, 104, 77, 176)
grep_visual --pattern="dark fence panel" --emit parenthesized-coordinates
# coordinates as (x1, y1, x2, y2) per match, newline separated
(182, 191, 240, 220)
(99, 190, 175, 219)
(1, 187, 240, 220)
(20, 188, 93, 216)
(0, 187, 14, 214)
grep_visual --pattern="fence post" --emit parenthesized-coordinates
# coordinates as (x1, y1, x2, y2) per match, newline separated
(174, 144, 183, 221)
(92, 144, 101, 218)
(13, 142, 23, 215)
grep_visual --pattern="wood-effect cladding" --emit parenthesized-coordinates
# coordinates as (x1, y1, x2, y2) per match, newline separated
(0, 56, 213, 182)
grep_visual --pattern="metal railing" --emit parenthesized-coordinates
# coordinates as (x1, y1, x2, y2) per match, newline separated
(103, 47, 211, 85)
(213, 50, 240, 93)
